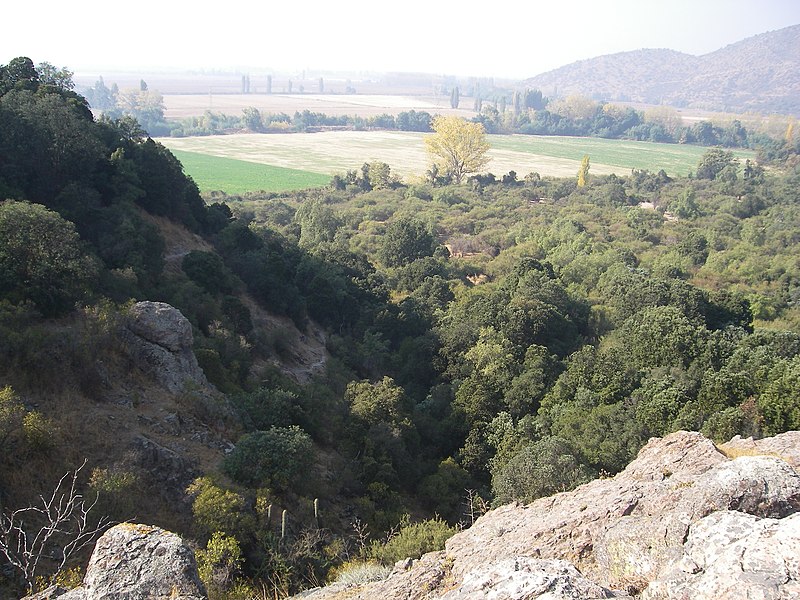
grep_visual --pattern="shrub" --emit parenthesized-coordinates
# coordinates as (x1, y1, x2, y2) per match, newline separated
(182, 251, 235, 295)
(196, 532, 243, 596)
(222, 426, 313, 491)
(186, 477, 255, 540)
(230, 388, 300, 431)
(332, 561, 391, 585)
(368, 517, 456, 565)
(0, 385, 54, 455)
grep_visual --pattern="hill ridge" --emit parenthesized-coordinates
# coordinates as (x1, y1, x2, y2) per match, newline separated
(523, 24, 800, 115)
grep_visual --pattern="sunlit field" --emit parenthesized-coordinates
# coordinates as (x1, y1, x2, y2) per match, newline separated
(161, 132, 756, 193)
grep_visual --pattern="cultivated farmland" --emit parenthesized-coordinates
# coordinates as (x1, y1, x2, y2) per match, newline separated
(170, 150, 329, 193)
(160, 131, 756, 192)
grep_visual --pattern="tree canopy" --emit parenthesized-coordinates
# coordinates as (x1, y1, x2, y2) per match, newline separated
(425, 116, 491, 184)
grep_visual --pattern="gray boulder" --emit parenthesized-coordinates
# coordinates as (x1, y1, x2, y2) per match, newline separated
(595, 454, 800, 590)
(59, 523, 206, 600)
(123, 301, 208, 393)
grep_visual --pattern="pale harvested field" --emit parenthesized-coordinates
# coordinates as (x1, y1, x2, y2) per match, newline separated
(159, 131, 624, 180)
(163, 93, 470, 119)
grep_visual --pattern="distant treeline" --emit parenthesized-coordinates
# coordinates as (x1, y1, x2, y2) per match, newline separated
(169, 108, 435, 137)
(79, 74, 792, 155)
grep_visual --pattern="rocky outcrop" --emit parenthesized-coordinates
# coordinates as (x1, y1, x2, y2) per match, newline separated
(122, 301, 208, 393)
(56, 523, 206, 600)
(128, 434, 199, 506)
(438, 558, 630, 599)
(296, 431, 800, 599)
(642, 511, 800, 599)
(720, 430, 800, 470)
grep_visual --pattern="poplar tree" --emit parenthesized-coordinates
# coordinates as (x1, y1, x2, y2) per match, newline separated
(450, 86, 460, 109)
(577, 155, 590, 187)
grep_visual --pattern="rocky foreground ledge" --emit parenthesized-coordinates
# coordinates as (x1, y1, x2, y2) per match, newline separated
(22, 431, 800, 600)
(298, 430, 800, 600)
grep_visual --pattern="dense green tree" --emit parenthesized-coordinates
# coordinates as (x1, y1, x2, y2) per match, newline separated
(35, 62, 74, 90)
(182, 250, 236, 295)
(242, 107, 263, 132)
(223, 426, 313, 491)
(417, 457, 471, 521)
(0, 201, 97, 316)
(758, 356, 800, 435)
(0, 57, 39, 93)
(347, 376, 411, 427)
(613, 306, 707, 371)
(491, 436, 592, 505)
(696, 148, 739, 180)
(378, 217, 437, 267)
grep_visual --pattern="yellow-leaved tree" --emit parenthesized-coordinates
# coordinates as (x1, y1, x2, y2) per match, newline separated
(425, 116, 490, 184)
(577, 154, 590, 187)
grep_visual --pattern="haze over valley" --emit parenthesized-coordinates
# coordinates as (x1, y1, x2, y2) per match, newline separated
(1, 3, 800, 599)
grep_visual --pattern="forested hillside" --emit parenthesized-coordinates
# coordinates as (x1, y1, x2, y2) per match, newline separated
(523, 24, 800, 115)
(1, 56, 800, 598)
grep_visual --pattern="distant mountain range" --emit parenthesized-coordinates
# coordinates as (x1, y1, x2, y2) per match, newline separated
(522, 24, 800, 115)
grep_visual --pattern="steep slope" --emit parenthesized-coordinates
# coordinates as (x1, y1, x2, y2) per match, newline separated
(523, 24, 800, 115)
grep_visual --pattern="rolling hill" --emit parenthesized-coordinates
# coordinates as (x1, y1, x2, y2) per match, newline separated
(522, 24, 800, 115)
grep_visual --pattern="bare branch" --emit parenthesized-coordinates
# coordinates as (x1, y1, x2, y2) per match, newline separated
(0, 460, 111, 591)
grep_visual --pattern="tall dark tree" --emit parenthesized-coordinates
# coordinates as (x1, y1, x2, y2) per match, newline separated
(450, 86, 460, 109)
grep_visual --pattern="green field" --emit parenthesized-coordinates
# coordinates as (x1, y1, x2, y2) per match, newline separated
(163, 132, 756, 194)
(491, 135, 755, 176)
(171, 150, 330, 194)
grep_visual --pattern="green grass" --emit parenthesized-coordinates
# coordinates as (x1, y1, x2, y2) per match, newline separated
(171, 150, 330, 193)
(490, 135, 756, 176)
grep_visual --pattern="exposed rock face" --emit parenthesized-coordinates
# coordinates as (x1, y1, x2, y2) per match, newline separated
(720, 430, 800, 470)
(438, 558, 628, 600)
(20, 586, 68, 600)
(295, 431, 800, 599)
(123, 301, 208, 393)
(128, 434, 199, 506)
(58, 523, 206, 600)
(642, 511, 800, 599)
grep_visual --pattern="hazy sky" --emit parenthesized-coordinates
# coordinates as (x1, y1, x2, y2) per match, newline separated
(3, 0, 799, 79)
